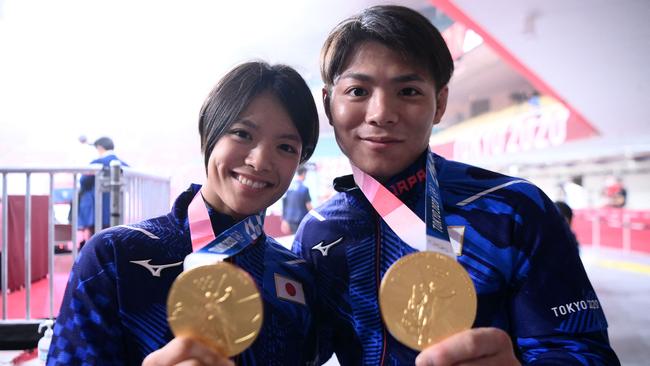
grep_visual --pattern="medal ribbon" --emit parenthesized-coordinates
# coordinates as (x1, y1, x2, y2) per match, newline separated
(351, 149, 455, 258)
(184, 187, 265, 270)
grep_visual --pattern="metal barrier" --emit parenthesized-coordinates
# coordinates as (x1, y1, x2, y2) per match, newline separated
(0, 164, 169, 348)
(573, 208, 650, 254)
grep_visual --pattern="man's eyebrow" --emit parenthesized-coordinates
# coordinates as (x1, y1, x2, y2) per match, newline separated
(337, 72, 426, 83)
(392, 74, 426, 83)
(338, 72, 373, 82)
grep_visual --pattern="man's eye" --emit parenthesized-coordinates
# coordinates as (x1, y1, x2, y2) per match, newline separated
(399, 88, 421, 96)
(346, 88, 368, 97)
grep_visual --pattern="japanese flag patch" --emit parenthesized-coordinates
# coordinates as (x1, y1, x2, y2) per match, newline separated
(274, 274, 306, 305)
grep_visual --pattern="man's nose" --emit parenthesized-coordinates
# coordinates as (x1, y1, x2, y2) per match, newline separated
(366, 91, 398, 126)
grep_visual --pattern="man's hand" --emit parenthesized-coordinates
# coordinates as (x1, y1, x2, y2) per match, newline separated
(142, 336, 234, 366)
(415, 327, 520, 366)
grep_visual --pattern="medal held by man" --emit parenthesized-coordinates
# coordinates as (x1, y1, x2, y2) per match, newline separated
(380, 251, 476, 350)
(353, 151, 477, 351)
(166, 190, 265, 356)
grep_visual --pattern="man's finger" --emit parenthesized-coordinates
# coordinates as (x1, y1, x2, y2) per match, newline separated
(415, 328, 515, 366)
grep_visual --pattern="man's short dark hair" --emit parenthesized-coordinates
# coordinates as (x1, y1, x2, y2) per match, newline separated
(296, 165, 308, 176)
(94, 137, 114, 150)
(320, 5, 454, 92)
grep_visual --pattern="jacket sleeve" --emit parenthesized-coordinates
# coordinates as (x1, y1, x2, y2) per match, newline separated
(518, 331, 619, 365)
(509, 187, 619, 365)
(47, 235, 126, 366)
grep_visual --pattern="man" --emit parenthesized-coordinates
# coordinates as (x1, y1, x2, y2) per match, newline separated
(77, 137, 128, 242)
(293, 5, 619, 365)
(281, 165, 313, 234)
(603, 176, 627, 208)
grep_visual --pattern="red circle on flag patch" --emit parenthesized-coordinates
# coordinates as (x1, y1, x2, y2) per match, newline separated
(285, 283, 296, 296)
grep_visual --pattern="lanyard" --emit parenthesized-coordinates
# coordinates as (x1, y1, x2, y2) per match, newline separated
(351, 150, 455, 259)
(184, 187, 265, 270)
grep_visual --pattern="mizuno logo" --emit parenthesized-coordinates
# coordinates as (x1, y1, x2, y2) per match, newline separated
(130, 259, 183, 277)
(312, 237, 343, 256)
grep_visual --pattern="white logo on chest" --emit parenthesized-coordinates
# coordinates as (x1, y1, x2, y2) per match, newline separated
(312, 237, 343, 256)
(130, 259, 183, 277)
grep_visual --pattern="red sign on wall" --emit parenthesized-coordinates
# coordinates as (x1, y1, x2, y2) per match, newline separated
(431, 97, 598, 160)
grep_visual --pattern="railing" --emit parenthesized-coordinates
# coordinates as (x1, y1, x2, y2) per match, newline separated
(0, 164, 170, 348)
(573, 208, 650, 254)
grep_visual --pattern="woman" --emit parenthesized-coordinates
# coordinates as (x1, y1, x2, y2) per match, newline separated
(47, 61, 320, 365)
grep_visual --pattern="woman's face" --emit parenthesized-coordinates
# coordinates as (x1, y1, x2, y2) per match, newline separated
(202, 92, 303, 220)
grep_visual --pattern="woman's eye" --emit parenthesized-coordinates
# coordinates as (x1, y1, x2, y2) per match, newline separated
(399, 87, 421, 96)
(229, 129, 252, 140)
(346, 87, 368, 97)
(279, 144, 298, 154)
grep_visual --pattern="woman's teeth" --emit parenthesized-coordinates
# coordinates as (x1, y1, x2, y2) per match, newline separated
(237, 175, 267, 189)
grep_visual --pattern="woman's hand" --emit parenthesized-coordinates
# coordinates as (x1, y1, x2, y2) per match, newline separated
(142, 336, 234, 366)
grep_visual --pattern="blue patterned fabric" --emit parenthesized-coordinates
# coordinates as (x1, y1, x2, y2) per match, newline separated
(49, 184, 319, 365)
(293, 152, 619, 365)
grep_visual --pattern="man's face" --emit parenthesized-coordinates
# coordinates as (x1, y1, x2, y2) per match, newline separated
(324, 41, 448, 181)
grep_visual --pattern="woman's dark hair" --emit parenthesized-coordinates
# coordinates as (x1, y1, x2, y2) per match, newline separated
(321, 5, 454, 92)
(198, 61, 319, 169)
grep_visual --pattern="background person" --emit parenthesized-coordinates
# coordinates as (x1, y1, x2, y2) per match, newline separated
(603, 175, 627, 208)
(48, 61, 320, 365)
(281, 165, 312, 234)
(77, 136, 128, 244)
(555, 200, 580, 250)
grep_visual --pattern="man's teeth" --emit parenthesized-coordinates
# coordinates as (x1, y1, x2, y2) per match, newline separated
(237, 175, 267, 189)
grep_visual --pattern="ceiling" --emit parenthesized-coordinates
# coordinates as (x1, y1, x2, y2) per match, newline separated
(436, 0, 650, 154)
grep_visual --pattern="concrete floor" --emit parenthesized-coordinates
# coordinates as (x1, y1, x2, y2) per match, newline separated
(581, 247, 650, 366)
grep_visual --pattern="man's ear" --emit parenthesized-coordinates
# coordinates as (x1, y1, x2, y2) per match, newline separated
(433, 86, 449, 126)
(322, 87, 333, 125)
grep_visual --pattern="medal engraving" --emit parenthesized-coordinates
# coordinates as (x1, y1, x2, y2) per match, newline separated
(167, 262, 263, 356)
(380, 252, 476, 351)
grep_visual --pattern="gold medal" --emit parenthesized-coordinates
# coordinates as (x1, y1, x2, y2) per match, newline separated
(379, 251, 476, 351)
(167, 262, 263, 356)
